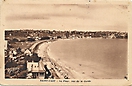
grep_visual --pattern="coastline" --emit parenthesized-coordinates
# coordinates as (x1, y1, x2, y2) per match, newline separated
(44, 39, 95, 79)
(37, 39, 86, 79)
(37, 39, 127, 79)
(46, 39, 127, 79)
(47, 40, 96, 79)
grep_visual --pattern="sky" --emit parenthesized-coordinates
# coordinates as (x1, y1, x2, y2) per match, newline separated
(2, 1, 130, 31)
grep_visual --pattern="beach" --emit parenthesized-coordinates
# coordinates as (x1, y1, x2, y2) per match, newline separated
(37, 41, 84, 79)
(37, 39, 127, 79)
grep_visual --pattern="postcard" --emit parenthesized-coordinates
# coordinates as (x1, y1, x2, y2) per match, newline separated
(0, 0, 132, 85)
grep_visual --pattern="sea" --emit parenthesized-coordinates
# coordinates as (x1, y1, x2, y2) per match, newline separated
(49, 38, 128, 79)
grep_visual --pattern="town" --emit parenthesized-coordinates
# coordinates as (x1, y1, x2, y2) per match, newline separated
(5, 30, 128, 79)
(5, 30, 128, 41)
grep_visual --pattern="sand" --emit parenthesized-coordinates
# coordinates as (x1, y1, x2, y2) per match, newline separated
(37, 39, 127, 79)
(37, 41, 82, 79)
(47, 39, 127, 79)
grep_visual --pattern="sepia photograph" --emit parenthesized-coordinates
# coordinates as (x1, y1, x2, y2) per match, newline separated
(0, 0, 132, 85)
(5, 30, 128, 79)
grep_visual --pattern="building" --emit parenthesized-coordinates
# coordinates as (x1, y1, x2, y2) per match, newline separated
(27, 61, 45, 79)
(4, 40, 8, 50)
(24, 49, 32, 55)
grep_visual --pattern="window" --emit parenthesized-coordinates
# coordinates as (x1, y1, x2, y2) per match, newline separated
(40, 73, 44, 76)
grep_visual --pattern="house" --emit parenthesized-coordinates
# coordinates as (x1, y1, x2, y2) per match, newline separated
(4, 40, 8, 50)
(27, 61, 45, 79)
(24, 49, 32, 55)
(109, 34, 116, 39)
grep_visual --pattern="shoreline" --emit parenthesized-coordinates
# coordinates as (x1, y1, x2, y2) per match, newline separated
(47, 39, 127, 79)
(37, 40, 85, 79)
(37, 39, 94, 79)
(37, 39, 127, 79)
